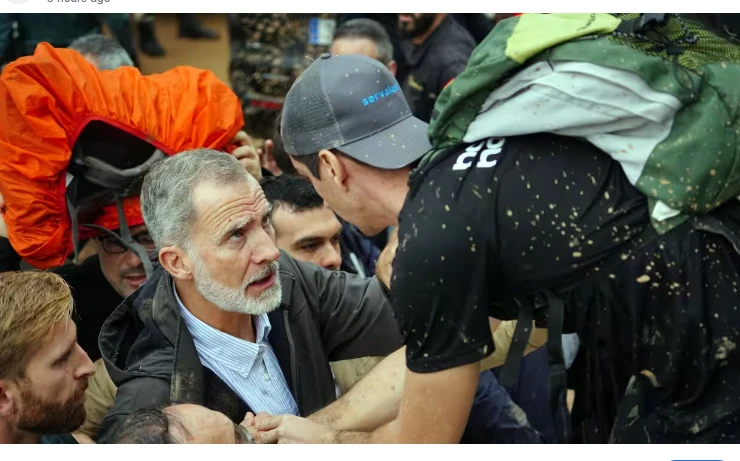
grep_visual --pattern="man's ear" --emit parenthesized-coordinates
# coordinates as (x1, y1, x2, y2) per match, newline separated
(387, 60, 398, 77)
(318, 149, 349, 191)
(0, 379, 18, 419)
(158, 246, 194, 281)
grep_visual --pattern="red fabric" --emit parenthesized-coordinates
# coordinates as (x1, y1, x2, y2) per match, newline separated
(0, 44, 244, 268)
(79, 196, 145, 238)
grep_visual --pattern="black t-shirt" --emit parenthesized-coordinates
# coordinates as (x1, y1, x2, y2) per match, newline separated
(393, 133, 740, 442)
(392, 133, 649, 373)
(53, 255, 123, 362)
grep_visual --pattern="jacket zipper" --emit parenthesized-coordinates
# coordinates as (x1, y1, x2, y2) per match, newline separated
(283, 310, 300, 411)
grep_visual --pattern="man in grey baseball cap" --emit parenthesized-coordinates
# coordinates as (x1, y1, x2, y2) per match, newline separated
(250, 53, 548, 445)
(282, 53, 430, 169)
(279, 53, 431, 237)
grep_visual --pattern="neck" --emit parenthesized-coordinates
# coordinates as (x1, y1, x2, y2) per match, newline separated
(174, 279, 256, 342)
(366, 168, 410, 228)
(412, 14, 446, 45)
(0, 423, 41, 444)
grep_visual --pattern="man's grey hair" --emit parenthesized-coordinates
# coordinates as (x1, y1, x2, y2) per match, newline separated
(140, 149, 253, 250)
(68, 34, 134, 70)
(332, 18, 394, 64)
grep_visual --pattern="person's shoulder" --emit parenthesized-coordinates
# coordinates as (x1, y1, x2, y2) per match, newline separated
(51, 254, 102, 281)
(436, 17, 476, 53)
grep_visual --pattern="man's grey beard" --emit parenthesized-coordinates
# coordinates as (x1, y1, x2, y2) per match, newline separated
(191, 254, 282, 316)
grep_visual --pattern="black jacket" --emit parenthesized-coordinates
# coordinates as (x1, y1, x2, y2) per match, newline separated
(97, 251, 401, 443)
(53, 255, 123, 362)
(401, 15, 476, 123)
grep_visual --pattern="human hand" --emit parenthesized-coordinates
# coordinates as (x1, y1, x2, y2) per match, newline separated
(376, 228, 398, 290)
(255, 414, 337, 444)
(240, 411, 272, 443)
(241, 411, 270, 427)
(228, 131, 262, 181)
(232, 145, 262, 181)
(258, 139, 282, 176)
(237, 422, 263, 444)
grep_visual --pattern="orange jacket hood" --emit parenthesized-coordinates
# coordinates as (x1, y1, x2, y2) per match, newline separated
(0, 43, 244, 268)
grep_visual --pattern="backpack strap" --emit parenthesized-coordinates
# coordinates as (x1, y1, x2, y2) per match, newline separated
(496, 220, 662, 442)
(544, 289, 573, 443)
(615, 13, 669, 35)
(498, 297, 535, 390)
(113, 196, 156, 278)
(66, 196, 82, 265)
(79, 196, 157, 278)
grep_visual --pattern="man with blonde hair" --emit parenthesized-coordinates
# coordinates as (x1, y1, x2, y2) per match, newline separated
(0, 271, 95, 444)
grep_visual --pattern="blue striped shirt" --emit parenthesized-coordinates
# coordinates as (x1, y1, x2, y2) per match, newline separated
(174, 282, 299, 416)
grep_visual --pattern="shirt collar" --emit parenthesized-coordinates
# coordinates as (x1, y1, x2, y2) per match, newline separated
(172, 279, 272, 373)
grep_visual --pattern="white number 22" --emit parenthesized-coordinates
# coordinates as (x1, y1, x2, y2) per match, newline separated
(452, 138, 504, 171)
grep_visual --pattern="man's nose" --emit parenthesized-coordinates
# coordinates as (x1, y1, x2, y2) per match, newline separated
(320, 243, 342, 271)
(73, 343, 95, 380)
(122, 246, 143, 266)
(252, 228, 281, 265)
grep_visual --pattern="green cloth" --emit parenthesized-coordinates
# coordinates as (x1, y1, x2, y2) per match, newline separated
(425, 13, 740, 233)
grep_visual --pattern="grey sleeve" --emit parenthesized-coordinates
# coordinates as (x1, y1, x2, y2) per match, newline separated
(95, 377, 171, 444)
(289, 256, 402, 362)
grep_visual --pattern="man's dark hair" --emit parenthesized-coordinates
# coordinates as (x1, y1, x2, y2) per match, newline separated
(260, 175, 324, 213)
(333, 18, 394, 64)
(269, 111, 324, 178)
(114, 406, 183, 444)
(271, 111, 298, 176)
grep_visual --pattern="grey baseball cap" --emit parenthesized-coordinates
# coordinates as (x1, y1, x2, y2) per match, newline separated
(281, 53, 431, 169)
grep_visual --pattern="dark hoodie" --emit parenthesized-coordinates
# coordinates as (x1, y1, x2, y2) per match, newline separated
(96, 251, 401, 443)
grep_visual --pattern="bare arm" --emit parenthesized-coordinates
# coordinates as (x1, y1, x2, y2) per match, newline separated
(345, 362, 479, 444)
(310, 347, 406, 431)
(310, 318, 542, 432)
(258, 362, 480, 444)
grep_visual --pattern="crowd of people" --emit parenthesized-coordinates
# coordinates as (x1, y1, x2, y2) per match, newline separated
(0, 12, 739, 445)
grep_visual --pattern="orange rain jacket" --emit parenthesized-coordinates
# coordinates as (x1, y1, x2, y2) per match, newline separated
(0, 43, 244, 269)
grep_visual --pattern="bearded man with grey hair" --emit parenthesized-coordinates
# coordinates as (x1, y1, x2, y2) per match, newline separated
(95, 149, 401, 443)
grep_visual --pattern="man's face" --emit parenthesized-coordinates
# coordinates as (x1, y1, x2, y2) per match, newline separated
(290, 156, 387, 237)
(272, 203, 343, 271)
(9, 319, 94, 435)
(398, 13, 437, 39)
(95, 224, 152, 298)
(187, 180, 282, 316)
(330, 37, 397, 76)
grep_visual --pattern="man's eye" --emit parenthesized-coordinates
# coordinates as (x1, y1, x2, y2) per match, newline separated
(55, 350, 72, 367)
(262, 217, 272, 228)
(230, 230, 245, 241)
(301, 243, 320, 252)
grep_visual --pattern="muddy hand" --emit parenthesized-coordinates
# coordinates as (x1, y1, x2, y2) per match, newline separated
(257, 415, 337, 444)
